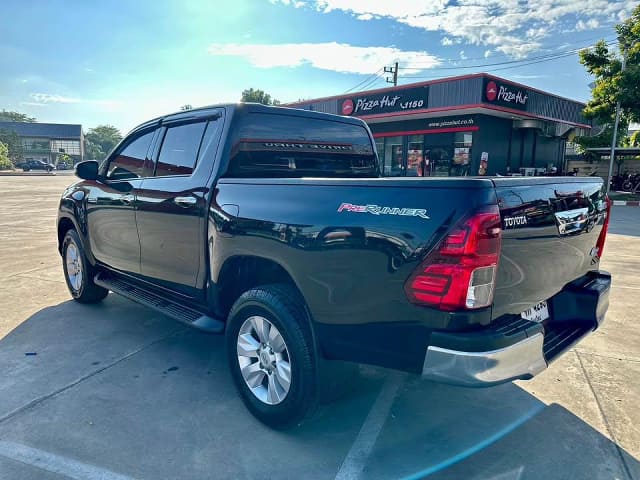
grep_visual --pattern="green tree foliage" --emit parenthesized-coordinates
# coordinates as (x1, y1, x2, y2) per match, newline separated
(57, 153, 73, 168)
(84, 125, 123, 161)
(626, 130, 640, 147)
(240, 88, 280, 105)
(575, 5, 640, 152)
(0, 129, 23, 164)
(0, 141, 12, 170)
(0, 110, 36, 122)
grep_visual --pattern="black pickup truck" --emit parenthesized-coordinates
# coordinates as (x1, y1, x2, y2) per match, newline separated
(58, 104, 611, 428)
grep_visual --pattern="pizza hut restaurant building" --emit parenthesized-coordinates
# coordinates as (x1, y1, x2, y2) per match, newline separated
(286, 73, 591, 177)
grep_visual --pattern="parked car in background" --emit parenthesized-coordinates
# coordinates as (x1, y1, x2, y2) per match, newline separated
(16, 160, 56, 172)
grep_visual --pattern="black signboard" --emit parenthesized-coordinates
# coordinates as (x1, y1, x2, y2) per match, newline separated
(341, 85, 429, 117)
(483, 78, 528, 111)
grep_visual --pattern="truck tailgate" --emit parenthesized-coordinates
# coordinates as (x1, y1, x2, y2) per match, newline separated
(491, 177, 608, 319)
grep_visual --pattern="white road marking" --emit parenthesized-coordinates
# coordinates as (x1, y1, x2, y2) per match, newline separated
(0, 441, 135, 480)
(334, 372, 405, 480)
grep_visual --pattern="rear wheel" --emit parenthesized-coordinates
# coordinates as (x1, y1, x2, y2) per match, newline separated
(226, 284, 317, 429)
(62, 229, 108, 304)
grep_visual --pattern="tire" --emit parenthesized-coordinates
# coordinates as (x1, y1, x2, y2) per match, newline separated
(22, 167, 30, 172)
(226, 284, 318, 429)
(62, 229, 108, 304)
(622, 181, 633, 192)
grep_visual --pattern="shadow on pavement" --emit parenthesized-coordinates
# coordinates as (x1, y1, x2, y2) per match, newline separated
(608, 206, 640, 237)
(0, 296, 637, 479)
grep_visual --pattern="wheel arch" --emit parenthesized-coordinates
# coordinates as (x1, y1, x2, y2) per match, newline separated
(57, 215, 96, 265)
(215, 255, 305, 316)
(214, 255, 319, 349)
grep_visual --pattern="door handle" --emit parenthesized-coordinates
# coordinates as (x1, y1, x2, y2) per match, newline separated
(173, 196, 198, 207)
(121, 194, 135, 205)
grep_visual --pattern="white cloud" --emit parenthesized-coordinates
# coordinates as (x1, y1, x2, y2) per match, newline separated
(484, 50, 492, 58)
(357, 13, 373, 20)
(576, 18, 600, 31)
(441, 37, 454, 46)
(459, 50, 467, 60)
(208, 41, 440, 74)
(31, 93, 80, 104)
(29, 93, 122, 111)
(271, 0, 637, 58)
(20, 101, 48, 107)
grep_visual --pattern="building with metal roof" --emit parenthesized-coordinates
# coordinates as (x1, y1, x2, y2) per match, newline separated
(286, 73, 592, 177)
(0, 121, 84, 165)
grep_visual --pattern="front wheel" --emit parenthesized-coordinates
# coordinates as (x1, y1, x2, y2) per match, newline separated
(62, 229, 108, 304)
(226, 284, 317, 429)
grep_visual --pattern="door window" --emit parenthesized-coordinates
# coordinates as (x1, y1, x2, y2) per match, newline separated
(383, 136, 405, 177)
(106, 130, 154, 180)
(155, 122, 207, 177)
(407, 135, 425, 177)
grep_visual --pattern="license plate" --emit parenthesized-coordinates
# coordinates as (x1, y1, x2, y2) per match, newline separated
(521, 301, 549, 323)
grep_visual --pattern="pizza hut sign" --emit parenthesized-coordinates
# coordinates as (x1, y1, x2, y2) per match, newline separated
(484, 79, 528, 110)
(340, 86, 429, 116)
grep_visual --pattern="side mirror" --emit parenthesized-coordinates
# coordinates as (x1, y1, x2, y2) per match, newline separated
(75, 160, 99, 180)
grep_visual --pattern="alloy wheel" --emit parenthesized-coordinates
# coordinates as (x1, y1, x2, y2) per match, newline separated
(237, 315, 292, 405)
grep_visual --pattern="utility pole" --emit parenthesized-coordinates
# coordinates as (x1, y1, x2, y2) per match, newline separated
(384, 62, 398, 86)
(606, 51, 627, 195)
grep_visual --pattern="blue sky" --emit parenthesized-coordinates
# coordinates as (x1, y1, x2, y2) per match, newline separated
(1, 0, 636, 133)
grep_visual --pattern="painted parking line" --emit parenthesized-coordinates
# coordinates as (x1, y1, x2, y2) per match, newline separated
(0, 441, 135, 480)
(334, 372, 406, 480)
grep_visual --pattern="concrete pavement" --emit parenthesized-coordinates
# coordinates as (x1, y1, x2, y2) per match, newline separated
(0, 175, 638, 479)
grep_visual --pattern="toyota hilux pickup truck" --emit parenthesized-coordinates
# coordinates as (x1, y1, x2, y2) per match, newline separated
(58, 103, 611, 428)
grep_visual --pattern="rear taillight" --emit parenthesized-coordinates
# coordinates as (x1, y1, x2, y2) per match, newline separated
(595, 196, 611, 259)
(405, 205, 502, 311)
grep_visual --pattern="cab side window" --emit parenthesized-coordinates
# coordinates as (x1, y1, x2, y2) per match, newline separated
(106, 130, 155, 180)
(155, 122, 206, 177)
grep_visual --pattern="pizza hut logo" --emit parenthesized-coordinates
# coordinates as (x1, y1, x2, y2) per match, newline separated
(341, 99, 354, 116)
(486, 81, 498, 101)
(486, 80, 528, 105)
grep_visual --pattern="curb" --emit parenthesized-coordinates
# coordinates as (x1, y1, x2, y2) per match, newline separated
(612, 200, 640, 206)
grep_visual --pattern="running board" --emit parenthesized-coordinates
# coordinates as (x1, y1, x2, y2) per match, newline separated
(94, 272, 224, 333)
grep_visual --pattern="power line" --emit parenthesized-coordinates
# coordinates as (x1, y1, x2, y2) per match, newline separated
(399, 34, 617, 66)
(401, 40, 618, 79)
(358, 74, 386, 91)
(343, 68, 384, 93)
(399, 39, 617, 71)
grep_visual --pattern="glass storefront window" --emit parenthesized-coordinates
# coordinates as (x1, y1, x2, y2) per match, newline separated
(451, 132, 472, 176)
(375, 139, 384, 172)
(383, 136, 404, 177)
(375, 128, 473, 178)
(406, 135, 424, 177)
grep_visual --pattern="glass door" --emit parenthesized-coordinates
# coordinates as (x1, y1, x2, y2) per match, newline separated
(383, 136, 405, 176)
(407, 135, 425, 176)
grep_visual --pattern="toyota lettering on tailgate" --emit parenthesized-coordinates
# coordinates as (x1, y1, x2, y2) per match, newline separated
(338, 202, 429, 219)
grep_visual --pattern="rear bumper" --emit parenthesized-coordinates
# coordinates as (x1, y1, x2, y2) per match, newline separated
(422, 270, 611, 387)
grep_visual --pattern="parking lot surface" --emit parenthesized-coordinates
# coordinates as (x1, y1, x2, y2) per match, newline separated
(0, 175, 638, 480)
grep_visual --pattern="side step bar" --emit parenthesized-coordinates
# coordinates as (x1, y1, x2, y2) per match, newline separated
(94, 272, 224, 333)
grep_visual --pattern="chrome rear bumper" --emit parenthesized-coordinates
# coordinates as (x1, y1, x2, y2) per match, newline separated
(422, 332, 548, 387)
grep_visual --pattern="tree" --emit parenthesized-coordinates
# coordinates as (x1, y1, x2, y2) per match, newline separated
(574, 5, 639, 161)
(180, 104, 193, 111)
(240, 88, 280, 105)
(625, 130, 640, 147)
(84, 125, 123, 161)
(57, 153, 73, 168)
(0, 141, 12, 170)
(0, 110, 36, 122)
(0, 129, 23, 165)
(579, 8, 640, 123)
